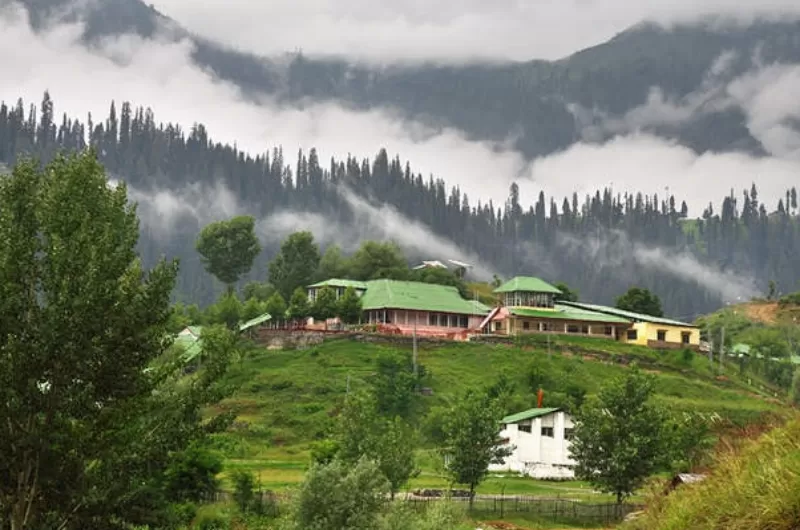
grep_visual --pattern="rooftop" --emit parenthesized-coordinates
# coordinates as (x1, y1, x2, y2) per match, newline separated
(559, 301, 696, 327)
(361, 279, 491, 315)
(494, 276, 562, 295)
(240, 312, 271, 332)
(307, 278, 368, 290)
(510, 304, 631, 324)
(501, 407, 562, 424)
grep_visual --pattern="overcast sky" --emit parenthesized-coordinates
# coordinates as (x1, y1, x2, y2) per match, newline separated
(149, 0, 800, 62)
(1, 1, 799, 224)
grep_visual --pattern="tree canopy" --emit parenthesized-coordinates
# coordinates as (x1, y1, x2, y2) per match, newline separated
(0, 152, 236, 530)
(269, 231, 321, 299)
(615, 287, 664, 317)
(569, 366, 670, 503)
(195, 215, 261, 290)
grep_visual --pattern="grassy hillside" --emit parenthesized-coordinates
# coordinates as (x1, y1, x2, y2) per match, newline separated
(207, 334, 782, 495)
(621, 416, 800, 530)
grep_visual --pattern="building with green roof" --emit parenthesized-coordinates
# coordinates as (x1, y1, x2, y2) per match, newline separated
(493, 276, 562, 312)
(490, 406, 577, 479)
(307, 277, 490, 339)
(559, 301, 700, 349)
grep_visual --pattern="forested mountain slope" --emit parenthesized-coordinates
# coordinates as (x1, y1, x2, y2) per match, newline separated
(1, 94, 798, 316)
(15, 0, 800, 158)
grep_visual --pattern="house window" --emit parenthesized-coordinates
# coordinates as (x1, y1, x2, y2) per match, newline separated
(523, 321, 530, 330)
(564, 428, 574, 441)
(627, 329, 638, 340)
(657, 330, 667, 342)
(459, 315, 468, 328)
(604, 326, 613, 336)
(541, 427, 554, 437)
(581, 325, 589, 334)
(429, 313, 437, 326)
(494, 321, 503, 331)
(682, 332, 691, 344)
(567, 324, 579, 333)
(519, 423, 532, 433)
(541, 322, 551, 331)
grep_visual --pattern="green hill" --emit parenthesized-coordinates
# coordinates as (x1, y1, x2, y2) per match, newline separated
(207, 334, 783, 495)
(621, 417, 800, 530)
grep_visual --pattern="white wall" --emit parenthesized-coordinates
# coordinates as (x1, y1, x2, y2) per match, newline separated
(489, 411, 576, 479)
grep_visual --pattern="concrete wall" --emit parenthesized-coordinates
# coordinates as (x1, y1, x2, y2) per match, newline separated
(625, 322, 700, 347)
(490, 411, 576, 479)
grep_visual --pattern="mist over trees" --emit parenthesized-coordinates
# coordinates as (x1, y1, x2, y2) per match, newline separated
(1, 93, 799, 317)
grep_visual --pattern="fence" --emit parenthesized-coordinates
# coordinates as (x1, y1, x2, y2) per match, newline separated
(403, 495, 642, 526)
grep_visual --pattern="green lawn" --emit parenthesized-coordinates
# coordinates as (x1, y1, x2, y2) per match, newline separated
(207, 335, 782, 497)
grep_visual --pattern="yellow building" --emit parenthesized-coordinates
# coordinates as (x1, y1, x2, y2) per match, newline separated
(559, 301, 700, 349)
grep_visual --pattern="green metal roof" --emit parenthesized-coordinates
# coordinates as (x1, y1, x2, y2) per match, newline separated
(501, 407, 561, 424)
(174, 332, 203, 362)
(361, 279, 490, 315)
(239, 312, 271, 332)
(307, 278, 368, 290)
(493, 276, 562, 294)
(559, 301, 696, 327)
(510, 305, 631, 324)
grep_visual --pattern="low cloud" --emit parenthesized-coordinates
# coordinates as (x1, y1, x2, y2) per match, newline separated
(148, 0, 800, 63)
(2, 3, 799, 225)
(258, 186, 496, 280)
(556, 230, 760, 304)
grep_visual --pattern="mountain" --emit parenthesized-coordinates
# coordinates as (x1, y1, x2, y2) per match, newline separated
(15, 0, 800, 158)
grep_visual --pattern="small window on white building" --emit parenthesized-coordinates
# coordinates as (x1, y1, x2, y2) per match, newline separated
(519, 422, 532, 433)
(564, 428, 574, 441)
(541, 427, 554, 437)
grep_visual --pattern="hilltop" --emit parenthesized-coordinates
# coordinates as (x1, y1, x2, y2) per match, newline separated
(207, 332, 784, 495)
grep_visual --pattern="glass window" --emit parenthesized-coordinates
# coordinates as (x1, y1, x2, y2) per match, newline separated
(682, 332, 691, 344)
(627, 329, 638, 340)
(657, 330, 667, 342)
(541, 427, 554, 437)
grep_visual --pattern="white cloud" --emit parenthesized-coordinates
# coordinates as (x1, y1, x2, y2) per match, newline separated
(521, 133, 799, 214)
(2, 3, 799, 223)
(556, 230, 760, 304)
(0, 4, 527, 210)
(258, 186, 496, 280)
(148, 0, 800, 63)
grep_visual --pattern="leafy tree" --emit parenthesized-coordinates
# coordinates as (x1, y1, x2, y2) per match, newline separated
(338, 286, 363, 324)
(231, 470, 256, 514)
(377, 417, 420, 499)
(196, 215, 261, 292)
(350, 241, 408, 280)
(615, 287, 664, 317)
(0, 153, 237, 530)
(441, 390, 513, 505)
(316, 244, 351, 280)
(334, 393, 418, 501)
(241, 296, 267, 321)
(269, 231, 320, 299)
(242, 281, 275, 302)
(208, 291, 243, 330)
(554, 282, 579, 302)
(311, 286, 338, 321)
(790, 369, 800, 406)
(162, 443, 222, 503)
(371, 351, 425, 419)
(288, 287, 311, 321)
(570, 366, 669, 503)
(264, 292, 288, 323)
(292, 458, 389, 530)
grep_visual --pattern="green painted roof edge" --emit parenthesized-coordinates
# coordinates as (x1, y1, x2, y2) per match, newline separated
(502, 407, 561, 424)
(493, 276, 562, 294)
(559, 301, 696, 327)
(510, 306, 631, 324)
(307, 278, 368, 289)
(239, 312, 271, 331)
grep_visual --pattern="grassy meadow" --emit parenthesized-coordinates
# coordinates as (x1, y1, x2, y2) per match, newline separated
(205, 333, 783, 499)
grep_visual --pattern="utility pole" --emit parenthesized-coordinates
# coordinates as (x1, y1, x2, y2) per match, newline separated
(346, 374, 350, 395)
(719, 326, 725, 373)
(708, 336, 714, 369)
(412, 319, 419, 389)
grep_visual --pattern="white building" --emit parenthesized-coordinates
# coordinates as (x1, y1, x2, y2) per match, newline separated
(490, 407, 576, 479)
